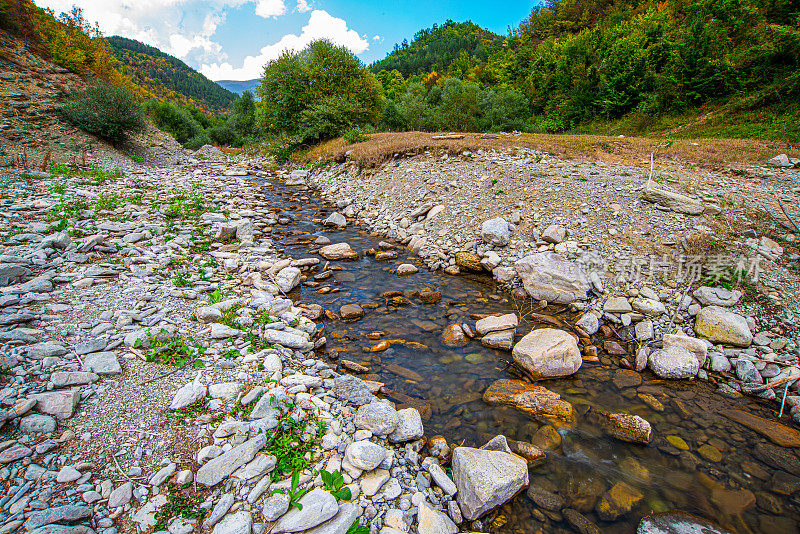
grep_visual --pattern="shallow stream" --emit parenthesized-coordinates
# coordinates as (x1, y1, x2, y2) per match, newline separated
(255, 177, 800, 534)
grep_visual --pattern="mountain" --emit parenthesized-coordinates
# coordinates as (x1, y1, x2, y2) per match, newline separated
(216, 79, 261, 96)
(106, 36, 236, 111)
(370, 20, 503, 78)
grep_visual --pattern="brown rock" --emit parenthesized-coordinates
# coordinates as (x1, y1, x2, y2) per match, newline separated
(722, 409, 800, 447)
(340, 304, 364, 321)
(595, 482, 643, 521)
(600, 412, 652, 444)
(483, 379, 574, 422)
(442, 324, 467, 347)
(455, 251, 482, 272)
(419, 290, 442, 304)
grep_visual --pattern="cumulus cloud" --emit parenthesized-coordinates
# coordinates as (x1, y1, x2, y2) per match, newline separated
(201, 9, 369, 81)
(296, 0, 311, 13)
(255, 0, 286, 18)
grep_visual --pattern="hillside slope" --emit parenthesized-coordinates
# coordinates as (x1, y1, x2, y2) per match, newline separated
(0, 30, 189, 169)
(106, 36, 236, 111)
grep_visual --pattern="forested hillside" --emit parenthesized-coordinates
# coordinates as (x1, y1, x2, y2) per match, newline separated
(370, 20, 503, 79)
(107, 36, 236, 111)
(216, 79, 260, 96)
(369, 0, 800, 140)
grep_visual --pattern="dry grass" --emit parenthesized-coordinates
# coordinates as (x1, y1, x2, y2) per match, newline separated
(296, 131, 798, 170)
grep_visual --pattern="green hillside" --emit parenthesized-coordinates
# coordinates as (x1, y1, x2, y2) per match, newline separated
(106, 36, 236, 111)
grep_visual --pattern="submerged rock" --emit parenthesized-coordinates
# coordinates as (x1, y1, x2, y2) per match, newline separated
(596, 481, 643, 521)
(600, 413, 652, 444)
(636, 511, 732, 534)
(483, 379, 574, 422)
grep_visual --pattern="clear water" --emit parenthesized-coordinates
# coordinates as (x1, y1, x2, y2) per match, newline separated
(256, 178, 800, 534)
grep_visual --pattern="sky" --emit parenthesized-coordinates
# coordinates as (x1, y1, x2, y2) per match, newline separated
(33, 0, 536, 81)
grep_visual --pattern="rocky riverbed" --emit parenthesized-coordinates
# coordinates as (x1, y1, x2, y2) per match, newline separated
(2, 145, 800, 534)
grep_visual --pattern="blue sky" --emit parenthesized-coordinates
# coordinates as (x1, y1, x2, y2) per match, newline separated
(35, 0, 535, 80)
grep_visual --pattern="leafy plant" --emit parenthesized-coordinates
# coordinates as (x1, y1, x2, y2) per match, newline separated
(320, 470, 352, 501)
(173, 272, 191, 288)
(271, 470, 309, 511)
(153, 484, 206, 531)
(62, 83, 145, 145)
(134, 330, 205, 368)
(265, 404, 326, 481)
(346, 520, 369, 534)
(342, 126, 371, 144)
(208, 288, 227, 304)
(96, 193, 120, 211)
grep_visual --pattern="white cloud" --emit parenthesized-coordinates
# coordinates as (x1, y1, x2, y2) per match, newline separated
(372, 35, 381, 41)
(296, 0, 311, 13)
(201, 10, 369, 81)
(255, 0, 286, 18)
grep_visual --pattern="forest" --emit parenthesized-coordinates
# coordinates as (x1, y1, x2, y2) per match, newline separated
(106, 36, 237, 111)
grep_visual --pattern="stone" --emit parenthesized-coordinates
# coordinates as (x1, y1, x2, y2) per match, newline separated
(475, 314, 518, 335)
(211, 323, 241, 339)
(542, 224, 566, 244)
(209, 382, 243, 401)
(20, 414, 57, 433)
(631, 298, 666, 316)
(198, 306, 223, 324)
(0, 443, 32, 463)
(132, 495, 168, 530)
(344, 440, 386, 471)
(636, 511, 732, 534)
(527, 485, 564, 511)
(212, 511, 251, 534)
(662, 334, 708, 367)
(455, 252, 482, 272)
(196, 435, 267, 487)
(693, 286, 742, 307)
(483, 379, 574, 422)
(452, 446, 529, 521)
(423, 458, 457, 495)
(271, 488, 338, 533)
(25, 506, 93, 530)
(563, 508, 601, 534)
(30, 389, 80, 419)
(26, 342, 68, 359)
(332, 375, 375, 406)
(442, 324, 467, 347)
(389, 408, 424, 443)
(170, 372, 207, 410)
(481, 218, 510, 246)
(635, 320, 654, 341)
(361, 469, 390, 496)
(323, 212, 347, 228)
(108, 482, 133, 508)
(512, 328, 582, 379)
(261, 329, 313, 351)
(721, 409, 800, 447)
(396, 264, 418, 276)
(480, 329, 515, 350)
(418, 502, 458, 534)
(51, 372, 99, 387)
(262, 493, 290, 521)
(514, 252, 590, 304)
(595, 482, 643, 521)
(767, 154, 792, 167)
(576, 313, 599, 335)
(601, 413, 652, 444)
(319, 243, 358, 260)
(275, 267, 301, 293)
(340, 304, 364, 321)
(643, 185, 704, 215)
(81, 351, 121, 374)
(355, 402, 399, 435)
(305, 502, 359, 534)
(694, 306, 752, 347)
(604, 297, 632, 313)
(648, 345, 699, 379)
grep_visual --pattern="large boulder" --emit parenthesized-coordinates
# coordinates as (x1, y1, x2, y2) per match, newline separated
(452, 446, 529, 520)
(514, 252, 590, 304)
(512, 328, 582, 379)
(648, 345, 699, 379)
(662, 333, 708, 367)
(481, 218, 510, 246)
(600, 413, 652, 444)
(483, 379, 574, 422)
(694, 306, 752, 347)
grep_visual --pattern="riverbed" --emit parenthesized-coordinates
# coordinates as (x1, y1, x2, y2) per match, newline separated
(256, 176, 799, 534)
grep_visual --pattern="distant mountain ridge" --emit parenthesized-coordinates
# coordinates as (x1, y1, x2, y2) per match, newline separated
(215, 79, 261, 96)
(106, 36, 237, 111)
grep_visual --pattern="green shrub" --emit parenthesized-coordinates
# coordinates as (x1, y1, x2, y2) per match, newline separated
(62, 83, 145, 144)
(142, 100, 203, 145)
(208, 124, 239, 146)
(342, 126, 371, 144)
(298, 94, 376, 143)
(185, 132, 211, 151)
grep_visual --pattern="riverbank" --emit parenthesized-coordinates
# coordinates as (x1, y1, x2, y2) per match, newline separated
(2, 141, 800, 534)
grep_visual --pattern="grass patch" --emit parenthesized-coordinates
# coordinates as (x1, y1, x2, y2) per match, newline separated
(163, 189, 216, 220)
(265, 405, 326, 481)
(49, 163, 124, 185)
(48, 195, 88, 220)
